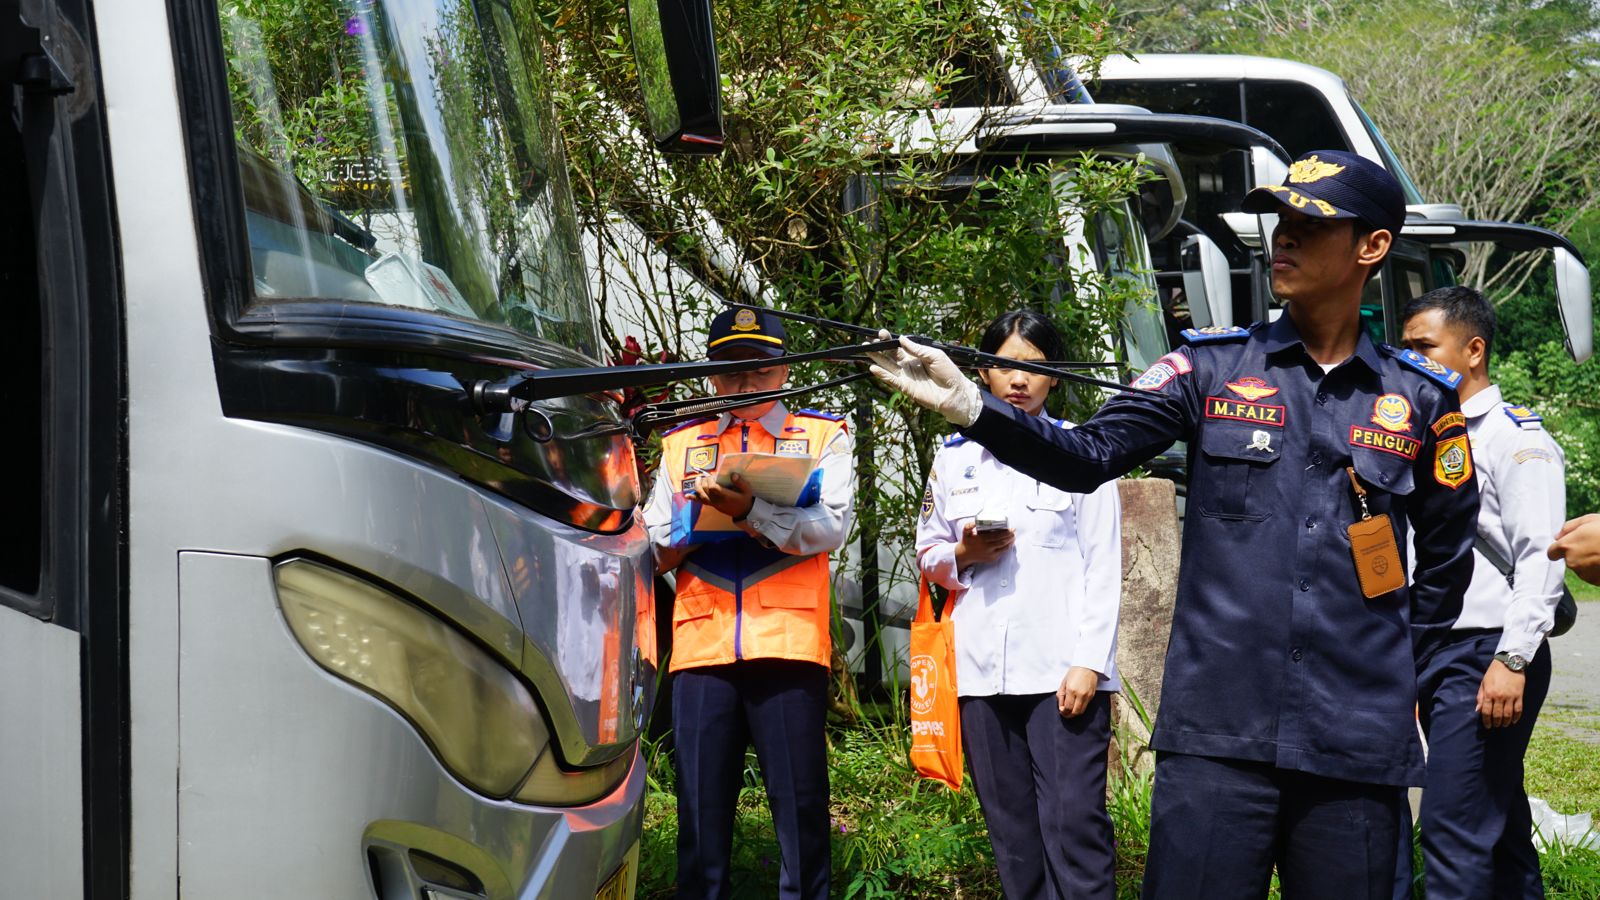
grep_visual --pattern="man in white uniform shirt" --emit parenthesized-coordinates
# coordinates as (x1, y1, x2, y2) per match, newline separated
(1399, 286, 1566, 899)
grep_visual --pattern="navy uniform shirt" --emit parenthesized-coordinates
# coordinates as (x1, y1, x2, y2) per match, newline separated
(961, 316, 1477, 786)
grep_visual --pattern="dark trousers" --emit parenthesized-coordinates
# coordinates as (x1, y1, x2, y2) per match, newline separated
(1142, 752, 1405, 900)
(672, 659, 830, 900)
(960, 691, 1116, 900)
(1397, 636, 1551, 900)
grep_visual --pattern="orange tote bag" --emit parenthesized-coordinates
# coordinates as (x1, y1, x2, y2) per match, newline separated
(908, 576, 962, 791)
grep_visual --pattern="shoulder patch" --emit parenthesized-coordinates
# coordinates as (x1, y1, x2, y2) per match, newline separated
(795, 408, 845, 421)
(660, 416, 716, 437)
(943, 433, 969, 447)
(1180, 325, 1249, 345)
(1385, 346, 1463, 391)
(1502, 405, 1543, 428)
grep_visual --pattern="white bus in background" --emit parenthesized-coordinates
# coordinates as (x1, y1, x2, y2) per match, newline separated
(1092, 54, 1592, 362)
(0, 0, 730, 895)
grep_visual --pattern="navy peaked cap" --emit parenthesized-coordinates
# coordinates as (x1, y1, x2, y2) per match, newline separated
(1242, 149, 1406, 236)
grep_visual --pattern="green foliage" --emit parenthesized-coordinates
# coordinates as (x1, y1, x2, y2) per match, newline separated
(544, 0, 1161, 621)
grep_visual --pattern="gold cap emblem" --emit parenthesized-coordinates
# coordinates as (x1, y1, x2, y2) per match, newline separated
(731, 308, 760, 332)
(1288, 154, 1346, 184)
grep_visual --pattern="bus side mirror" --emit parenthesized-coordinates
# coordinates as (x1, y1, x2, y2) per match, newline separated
(1181, 233, 1234, 328)
(1554, 246, 1593, 363)
(627, 0, 724, 154)
(1250, 146, 1287, 189)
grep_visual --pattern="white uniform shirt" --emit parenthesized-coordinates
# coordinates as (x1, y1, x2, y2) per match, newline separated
(642, 402, 856, 558)
(915, 418, 1122, 696)
(1452, 384, 1566, 659)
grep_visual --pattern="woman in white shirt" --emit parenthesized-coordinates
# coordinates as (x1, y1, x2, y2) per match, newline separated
(915, 310, 1121, 900)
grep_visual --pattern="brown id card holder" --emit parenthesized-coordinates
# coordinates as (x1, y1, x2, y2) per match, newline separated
(1346, 467, 1405, 599)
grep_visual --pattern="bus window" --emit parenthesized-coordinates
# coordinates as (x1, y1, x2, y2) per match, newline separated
(221, 0, 599, 356)
(1243, 81, 1347, 160)
(1089, 78, 1243, 123)
(1093, 200, 1168, 374)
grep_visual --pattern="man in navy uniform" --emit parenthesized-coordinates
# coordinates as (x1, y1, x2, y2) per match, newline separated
(870, 150, 1478, 898)
(1398, 287, 1565, 899)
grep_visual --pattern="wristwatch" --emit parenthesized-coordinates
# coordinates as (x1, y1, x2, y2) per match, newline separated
(1493, 651, 1529, 672)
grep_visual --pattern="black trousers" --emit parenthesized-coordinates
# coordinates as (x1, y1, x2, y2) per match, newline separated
(672, 659, 830, 900)
(1142, 753, 1405, 900)
(1397, 636, 1551, 900)
(960, 691, 1116, 900)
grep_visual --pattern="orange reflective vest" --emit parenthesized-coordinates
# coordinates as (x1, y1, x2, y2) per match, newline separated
(658, 409, 847, 672)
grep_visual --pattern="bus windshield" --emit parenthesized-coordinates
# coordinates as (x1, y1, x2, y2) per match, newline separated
(221, 0, 599, 357)
(1352, 98, 1425, 205)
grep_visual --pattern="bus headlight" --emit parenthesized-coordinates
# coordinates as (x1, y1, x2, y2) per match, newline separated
(274, 559, 547, 798)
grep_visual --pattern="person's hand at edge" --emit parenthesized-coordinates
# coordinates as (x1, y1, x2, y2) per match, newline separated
(1548, 513, 1600, 585)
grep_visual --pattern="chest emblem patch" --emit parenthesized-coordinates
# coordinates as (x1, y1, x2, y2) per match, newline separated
(776, 439, 809, 455)
(685, 445, 719, 473)
(1370, 394, 1413, 433)
(1205, 396, 1286, 426)
(1226, 377, 1280, 402)
(1434, 435, 1473, 490)
(1350, 425, 1421, 460)
(964, 466, 977, 479)
(1247, 430, 1275, 453)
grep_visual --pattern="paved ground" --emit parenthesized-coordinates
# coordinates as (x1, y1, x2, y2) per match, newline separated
(1542, 602, 1600, 738)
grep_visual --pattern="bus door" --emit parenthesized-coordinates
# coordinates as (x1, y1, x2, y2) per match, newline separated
(0, 0, 126, 896)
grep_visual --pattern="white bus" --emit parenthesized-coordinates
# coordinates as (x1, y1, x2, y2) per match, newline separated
(0, 0, 710, 895)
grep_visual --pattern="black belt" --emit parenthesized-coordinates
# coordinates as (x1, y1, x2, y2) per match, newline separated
(1446, 626, 1503, 642)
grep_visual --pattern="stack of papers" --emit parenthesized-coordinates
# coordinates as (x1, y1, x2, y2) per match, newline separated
(712, 452, 818, 507)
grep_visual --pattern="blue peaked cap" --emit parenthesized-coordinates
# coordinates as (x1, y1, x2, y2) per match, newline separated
(1242, 149, 1406, 236)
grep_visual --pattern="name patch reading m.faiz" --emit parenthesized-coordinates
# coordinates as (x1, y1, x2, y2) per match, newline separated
(1349, 426, 1421, 460)
(1205, 396, 1286, 426)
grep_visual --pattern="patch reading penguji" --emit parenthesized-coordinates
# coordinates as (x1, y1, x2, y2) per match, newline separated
(1247, 430, 1274, 453)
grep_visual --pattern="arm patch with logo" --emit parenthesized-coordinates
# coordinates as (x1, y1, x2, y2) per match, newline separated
(1433, 434, 1472, 489)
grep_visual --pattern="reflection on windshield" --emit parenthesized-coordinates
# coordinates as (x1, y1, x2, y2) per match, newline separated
(221, 0, 598, 357)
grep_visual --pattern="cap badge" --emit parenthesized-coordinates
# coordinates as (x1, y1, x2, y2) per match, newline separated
(731, 308, 760, 332)
(1226, 377, 1280, 402)
(1288, 155, 1346, 184)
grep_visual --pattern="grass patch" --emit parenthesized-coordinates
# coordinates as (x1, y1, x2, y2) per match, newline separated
(1527, 724, 1600, 817)
(1569, 571, 1600, 603)
(638, 693, 1600, 898)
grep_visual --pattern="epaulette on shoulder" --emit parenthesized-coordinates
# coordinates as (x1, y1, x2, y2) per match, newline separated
(1179, 325, 1250, 345)
(795, 408, 845, 422)
(943, 433, 969, 447)
(1503, 404, 1544, 428)
(660, 416, 716, 437)
(1382, 345, 1463, 391)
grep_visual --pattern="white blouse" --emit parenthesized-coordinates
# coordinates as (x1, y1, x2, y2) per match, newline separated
(915, 418, 1122, 696)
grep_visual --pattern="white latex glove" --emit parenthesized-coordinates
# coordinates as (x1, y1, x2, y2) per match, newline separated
(866, 330, 983, 426)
